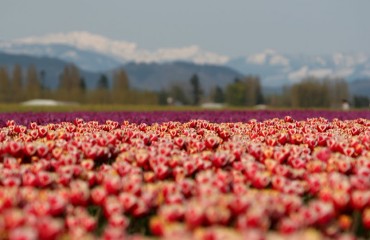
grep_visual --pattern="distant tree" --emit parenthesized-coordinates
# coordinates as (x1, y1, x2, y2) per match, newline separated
(112, 69, 130, 104)
(79, 77, 87, 91)
(281, 85, 292, 107)
(25, 65, 41, 100)
(266, 86, 292, 108)
(12, 64, 24, 102)
(225, 76, 264, 107)
(77, 77, 87, 103)
(190, 74, 203, 105)
(353, 95, 369, 108)
(169, 83, 189, 105)
(97, 74, 109, 89)
(324, 78, 350, 108)
(0, 67, 10, 102)
(211, 85, 225, 103)
(290, 77, 330, 108)
(244, 75, 264, 106)
(94, 74, 110, 104)
(39, 70, 46, 98)
(58, 64, 82, 102)
(158, 89, 169, 105)
(130, 90, 158, 105)
(225, 78, 247, 106)
(113, 69, 129, 90)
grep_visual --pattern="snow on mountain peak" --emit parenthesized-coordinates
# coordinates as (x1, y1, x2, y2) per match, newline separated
(134, 45, 229, 64)
(12, 31, 136, 61)
(247, 49, 290, 66)
(9, 31, 229, 65)
(287, 66, 355, 82)
(332, 52, 368, 67)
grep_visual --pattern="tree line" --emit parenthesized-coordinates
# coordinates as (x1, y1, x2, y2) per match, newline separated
(160, 74, 368, 109)
(0, 64, 368, 108)
(0, 64, 157, 105)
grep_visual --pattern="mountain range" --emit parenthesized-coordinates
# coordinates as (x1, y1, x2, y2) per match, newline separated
(0, 31, 369, 96)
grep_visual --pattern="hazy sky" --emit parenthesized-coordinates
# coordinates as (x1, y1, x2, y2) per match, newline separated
(1, 0, 370, 57)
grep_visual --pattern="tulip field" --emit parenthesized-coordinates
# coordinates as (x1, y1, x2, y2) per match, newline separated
(0, 110, 370, 240)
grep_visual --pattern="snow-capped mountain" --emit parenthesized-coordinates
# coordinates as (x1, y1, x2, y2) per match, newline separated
(0, 31, 229, 70)
(0, 43, 122, 72)
(1, 32, 370, 87)
(227, 49, 370, 87)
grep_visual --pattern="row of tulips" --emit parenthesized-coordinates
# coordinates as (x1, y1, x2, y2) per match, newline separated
(0, 115, 369, 239)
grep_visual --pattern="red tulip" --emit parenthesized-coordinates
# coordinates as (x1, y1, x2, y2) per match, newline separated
(36, 144, 49, 157)
(251, 171, 271, 189)
(351, 190, 370, 209)
(91, 186, 107, 206)
(159, 204, 185, 222)
(108, 213, 129, 229)
(131, 198, 148, 217)
(38, 126, 48, 137)
(185, 203, 204, 228)
(48, 194, 67, 216)
(237, 207, 269, 230)
(7, 141, 23, 156)
(278, 218, 299, 234)
(104, 196, 123, 218)
(154, 164, 169, 179)
(69, 180, 90, 206)
(332, 191, 350, 209)
(4, 209, 26, 229)
(205, 136, 220, 149)
(103, 175, 122, 194)
(36, 171, 54, 187)
(36, 217, 63, 240)
(118, 192, 138, 212)
(81, 159, 94, 170)
(229, 195, 251, 215)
